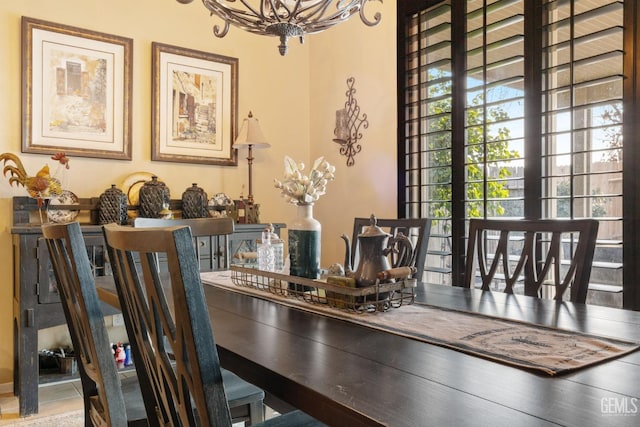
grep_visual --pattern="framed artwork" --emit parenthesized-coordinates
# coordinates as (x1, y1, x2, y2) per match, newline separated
(21, 17, 133, 160)
(152, 42, 238, 165)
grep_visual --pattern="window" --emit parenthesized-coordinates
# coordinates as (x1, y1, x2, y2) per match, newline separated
(398, 0, 637, 309)
(402, 2, 454, 286)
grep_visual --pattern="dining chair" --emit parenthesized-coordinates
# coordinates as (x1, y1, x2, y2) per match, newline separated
(132, 216, 266, 425)
(348, 216, 431, 281)
(133, 216, 234, 270)
(41, 221, 149, 427)
(463, 218, 599, 303)
(102, 223, 324, 426)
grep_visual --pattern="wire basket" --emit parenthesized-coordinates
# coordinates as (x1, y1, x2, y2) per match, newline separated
(230, 265, 416, 313)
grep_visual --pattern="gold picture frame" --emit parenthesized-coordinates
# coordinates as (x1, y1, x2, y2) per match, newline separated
(152, 42, 238, 165)
(21, 17, 133, 160)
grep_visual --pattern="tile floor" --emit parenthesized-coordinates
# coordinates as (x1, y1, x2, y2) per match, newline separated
(0, 372, 277, 426)
(0, 378, 85, 425)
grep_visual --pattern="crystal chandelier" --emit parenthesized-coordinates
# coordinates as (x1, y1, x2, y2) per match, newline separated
(176, 0, 382, 56)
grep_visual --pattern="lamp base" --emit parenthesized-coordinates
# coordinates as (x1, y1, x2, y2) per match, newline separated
(227, 199, 260, 224)
(246, 203, 260, 224)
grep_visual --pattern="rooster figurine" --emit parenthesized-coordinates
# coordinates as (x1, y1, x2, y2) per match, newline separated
(1, 152, 70, 207)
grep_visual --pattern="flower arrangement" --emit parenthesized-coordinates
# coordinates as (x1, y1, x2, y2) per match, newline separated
(274, 155, 335, 205)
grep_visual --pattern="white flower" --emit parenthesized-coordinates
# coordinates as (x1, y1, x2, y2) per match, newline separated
(274, 155, 335, 205)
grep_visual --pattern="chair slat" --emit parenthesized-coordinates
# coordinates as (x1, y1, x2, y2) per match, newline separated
(103, 224, 323, 426)
(133, 217, 269, 425)
(464, 219, 599, 303)
(41, 222, 149, 427)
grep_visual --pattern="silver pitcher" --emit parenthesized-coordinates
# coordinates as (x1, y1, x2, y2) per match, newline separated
(341, 214, 413, 287)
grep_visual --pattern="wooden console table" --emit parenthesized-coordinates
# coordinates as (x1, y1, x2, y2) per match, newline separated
(10, 196, 283, 416)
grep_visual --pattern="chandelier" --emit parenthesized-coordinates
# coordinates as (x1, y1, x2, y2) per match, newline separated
(177, 0, 382, 56)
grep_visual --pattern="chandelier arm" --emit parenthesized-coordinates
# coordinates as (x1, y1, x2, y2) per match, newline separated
(240, 0, 265, 19)
(213, 19, 231, 38)
(179, 0, 383, 55)
(203, 1, 272, 33)
(296, 0, 334, 22)
(203, 0, 265, 23)
(360, 0, 383, 27)
(301, 1, 360, 31)
(266, 0, 292, 21)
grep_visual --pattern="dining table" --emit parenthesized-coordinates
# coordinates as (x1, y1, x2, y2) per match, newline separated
(97, 273, 640, 427)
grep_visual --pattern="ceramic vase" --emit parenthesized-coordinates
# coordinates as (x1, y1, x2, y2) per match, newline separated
(138, 176, 170, 218)
(181, 183, 208, 219)
(288, 203, 321, 279)
(98, 184, 128, 225)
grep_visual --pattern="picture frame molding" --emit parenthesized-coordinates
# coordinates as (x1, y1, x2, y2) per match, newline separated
(21, 16, 133, 160)
(151, 42, 238, 166)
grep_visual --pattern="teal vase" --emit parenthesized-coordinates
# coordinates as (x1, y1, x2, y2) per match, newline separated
(288, 203, 321, 280)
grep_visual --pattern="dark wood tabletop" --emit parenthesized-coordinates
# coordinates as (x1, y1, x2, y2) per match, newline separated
(98, 279, 640, 426)
(204, 283, 640, 427)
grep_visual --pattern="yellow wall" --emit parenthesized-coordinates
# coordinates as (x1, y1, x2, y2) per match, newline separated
(309, 3, 398, 266)
(0, 0, 396, 384)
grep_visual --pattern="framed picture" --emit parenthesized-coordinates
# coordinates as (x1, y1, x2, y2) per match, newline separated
(21, 17, 133, 160)
(152, 42, 238, 165)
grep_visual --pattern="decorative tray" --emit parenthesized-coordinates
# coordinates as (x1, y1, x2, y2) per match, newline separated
(230, 265, 416, 313)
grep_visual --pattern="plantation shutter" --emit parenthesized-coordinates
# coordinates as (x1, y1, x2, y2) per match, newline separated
(402, 3, 454, 286)
(541, 0, 623, 294)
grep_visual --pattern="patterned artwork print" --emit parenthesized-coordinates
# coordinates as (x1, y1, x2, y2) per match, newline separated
(171, 71, 219, 145)
(47, 45, 108, 135)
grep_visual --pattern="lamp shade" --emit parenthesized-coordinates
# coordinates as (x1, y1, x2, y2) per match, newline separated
(233, 112, 271, 149)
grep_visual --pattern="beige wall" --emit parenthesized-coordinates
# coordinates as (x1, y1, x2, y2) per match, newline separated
(0, 1, 396, 384)
(309, 4, 398, 267)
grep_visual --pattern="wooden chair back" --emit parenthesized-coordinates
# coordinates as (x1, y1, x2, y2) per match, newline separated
(133, 217, 234, 270)
(41, 222, 149, 427)
(132, 217, 268, 425)
(349, 217, 431, 281)
(103, 223, 235, 426)
(463, 219, 599, 303)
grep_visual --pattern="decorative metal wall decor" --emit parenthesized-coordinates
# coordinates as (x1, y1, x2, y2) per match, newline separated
(333, 77, 368, 167)
(175, 0, 382, 56)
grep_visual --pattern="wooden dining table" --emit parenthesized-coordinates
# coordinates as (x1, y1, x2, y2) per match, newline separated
(98, 276, 640, 427)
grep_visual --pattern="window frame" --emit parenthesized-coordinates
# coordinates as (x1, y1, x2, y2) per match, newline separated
(397, 0, 640, 310)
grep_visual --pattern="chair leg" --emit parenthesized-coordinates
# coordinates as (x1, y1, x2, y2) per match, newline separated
(230, 401, 264, 426)
(248, 400, 265, 425)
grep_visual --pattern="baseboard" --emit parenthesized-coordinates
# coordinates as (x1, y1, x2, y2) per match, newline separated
(0, 382, 12, 395)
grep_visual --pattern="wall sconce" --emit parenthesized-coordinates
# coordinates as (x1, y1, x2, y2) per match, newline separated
(333, 77, 368, 166)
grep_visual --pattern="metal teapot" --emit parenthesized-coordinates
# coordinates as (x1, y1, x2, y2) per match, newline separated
(341, 214, 414, 287)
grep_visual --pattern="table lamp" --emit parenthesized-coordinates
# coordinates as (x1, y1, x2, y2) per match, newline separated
(233, 111, 271, 206)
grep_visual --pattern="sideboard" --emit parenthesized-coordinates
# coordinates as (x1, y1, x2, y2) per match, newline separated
(10, 196, 283, 416)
